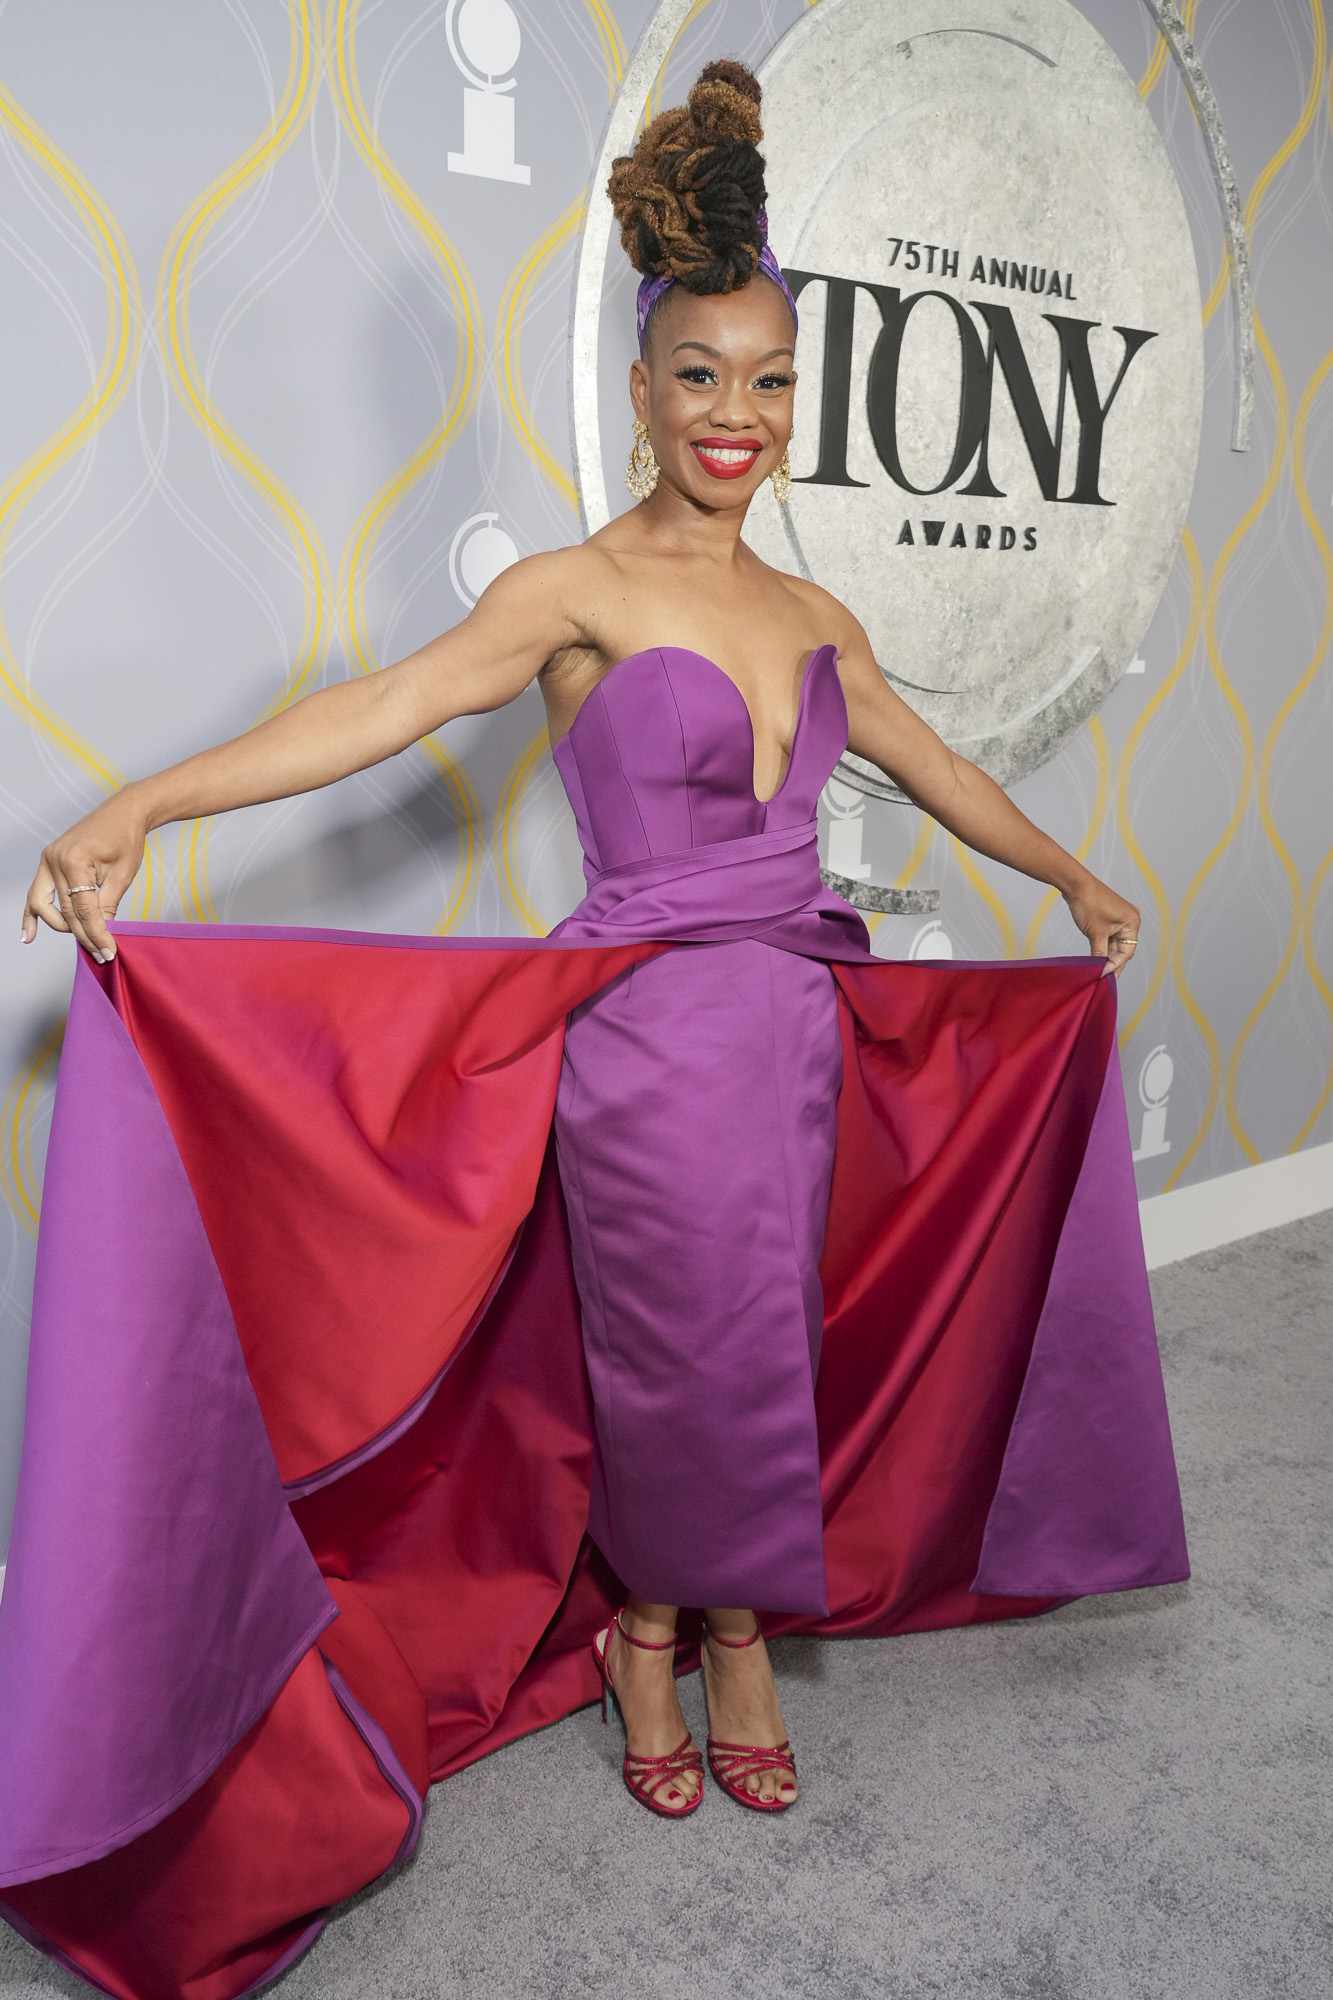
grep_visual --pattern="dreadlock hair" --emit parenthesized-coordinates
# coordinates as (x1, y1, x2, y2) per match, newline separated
(606, 57, 769, 346)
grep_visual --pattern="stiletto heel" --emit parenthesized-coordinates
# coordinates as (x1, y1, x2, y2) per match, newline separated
(590, 1608, 704, 1819)
(701, 1618, 798, 1813)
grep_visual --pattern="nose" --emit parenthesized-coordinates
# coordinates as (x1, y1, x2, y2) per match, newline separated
(708, 378, 765, 429)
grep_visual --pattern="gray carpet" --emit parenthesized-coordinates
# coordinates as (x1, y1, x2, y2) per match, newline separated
(3, 1211, 1330, 2000)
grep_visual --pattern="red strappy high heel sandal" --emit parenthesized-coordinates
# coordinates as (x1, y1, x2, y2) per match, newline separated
(701, 1619, 798, 1812)
(590, 1608, 705, 1820)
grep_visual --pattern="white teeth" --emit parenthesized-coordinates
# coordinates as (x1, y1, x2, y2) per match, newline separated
(694, 445, 758, 465)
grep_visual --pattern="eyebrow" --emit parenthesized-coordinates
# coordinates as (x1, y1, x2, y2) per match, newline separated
(669, 340, 796, 362)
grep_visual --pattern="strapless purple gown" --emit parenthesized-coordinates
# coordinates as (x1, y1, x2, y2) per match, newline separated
(548, 641, 851, 1614)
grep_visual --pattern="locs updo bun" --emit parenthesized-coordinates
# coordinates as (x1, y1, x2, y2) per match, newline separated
(606, 58, 769, 305)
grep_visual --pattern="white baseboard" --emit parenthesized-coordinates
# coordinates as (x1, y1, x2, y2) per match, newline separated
(1140, 1140, 1333, 1269)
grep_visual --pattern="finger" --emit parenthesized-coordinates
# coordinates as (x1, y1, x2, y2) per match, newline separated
(71, 881, 119, 961)
(22, 863, 71, 940)
(50, 856, 107, 962)
(25, 893, 73, 939)
(67, 884, 116, 960)
(73, 863, 129, 961)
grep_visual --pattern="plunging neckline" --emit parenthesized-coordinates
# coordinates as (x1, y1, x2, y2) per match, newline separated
(552, 642, 837, 808)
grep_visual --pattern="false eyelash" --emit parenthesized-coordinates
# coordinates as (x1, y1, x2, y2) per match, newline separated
(674, 366, 794, 390)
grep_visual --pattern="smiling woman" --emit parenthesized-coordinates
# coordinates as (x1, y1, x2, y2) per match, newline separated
(3, 49, 1177, 2000)
(525, 49, 1158, 1824)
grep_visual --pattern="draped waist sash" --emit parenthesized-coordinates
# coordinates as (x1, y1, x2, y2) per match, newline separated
(546, 817, 875, 963)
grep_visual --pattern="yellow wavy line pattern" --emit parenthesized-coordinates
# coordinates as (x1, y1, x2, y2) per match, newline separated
(1115, 528, 1206, 1045)
(0, 86, 144, 1229)
(1163, 311, 1281, 1183)
(5, 0, 492, 1222)
(584, 1, 630, 86)
(1230, 349, 1333, 1153)
(1165, 2, 1331, 1185)
(0, 90, 142, 791)
(645, 0, 718, 126)
(158, 0, 327, 925)
(328, 0, 487, 934)
(498, 199, 588, 513)
(491, 192, 590, 938)
(1306, 842, 1333, 1054)
(2, 1022, 62, 1234)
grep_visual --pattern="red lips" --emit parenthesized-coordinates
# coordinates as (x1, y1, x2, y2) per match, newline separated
(690, 438, 763, 480)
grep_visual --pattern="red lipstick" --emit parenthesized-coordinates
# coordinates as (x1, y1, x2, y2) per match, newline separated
(690, 437, 764, 480)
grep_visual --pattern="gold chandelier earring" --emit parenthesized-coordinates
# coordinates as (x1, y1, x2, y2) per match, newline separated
(626, 416, 660, 500)
(770, 431, 794, 505)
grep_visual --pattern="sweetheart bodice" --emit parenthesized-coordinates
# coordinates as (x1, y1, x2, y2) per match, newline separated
(550, 643, 845, 882)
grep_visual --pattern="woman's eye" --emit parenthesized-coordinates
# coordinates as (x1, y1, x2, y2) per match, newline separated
(673, 366, 795, 390)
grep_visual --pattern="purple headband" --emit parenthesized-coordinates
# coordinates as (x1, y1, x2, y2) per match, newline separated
(635, 204, 799, 354)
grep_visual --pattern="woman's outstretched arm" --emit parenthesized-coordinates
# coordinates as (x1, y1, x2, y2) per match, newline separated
(822, 596, 1141, 973)
(20, 549, 582, 963)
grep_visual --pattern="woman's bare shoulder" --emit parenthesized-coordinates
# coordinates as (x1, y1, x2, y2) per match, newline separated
(478, 540, 620, 663)
(536, 536, 631, 606)
(502, 539, 607, 602)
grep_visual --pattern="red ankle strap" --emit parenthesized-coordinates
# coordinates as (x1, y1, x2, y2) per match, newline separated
(704, 1619, 762, 1648)
(614, 1608, 677, 1651)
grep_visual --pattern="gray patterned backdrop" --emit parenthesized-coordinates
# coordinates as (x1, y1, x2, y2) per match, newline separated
(2, 0, 1330, 1567)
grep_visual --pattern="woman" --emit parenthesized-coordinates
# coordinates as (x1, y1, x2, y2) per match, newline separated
(17, 59, 1149, 1841)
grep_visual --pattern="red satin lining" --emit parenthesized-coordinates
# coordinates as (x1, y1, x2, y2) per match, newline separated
(3, 940, 1136, 1998)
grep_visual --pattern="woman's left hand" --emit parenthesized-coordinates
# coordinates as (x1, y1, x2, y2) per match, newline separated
(1062, 874, 1141, 978)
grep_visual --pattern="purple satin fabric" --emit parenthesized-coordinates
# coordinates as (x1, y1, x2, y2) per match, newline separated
(0, 963, 338, 1886)
(543, 644, 1182, 1613)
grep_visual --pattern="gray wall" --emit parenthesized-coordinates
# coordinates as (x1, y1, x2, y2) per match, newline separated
(2, 0, 1330, 1561)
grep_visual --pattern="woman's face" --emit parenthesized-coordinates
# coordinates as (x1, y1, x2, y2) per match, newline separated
(631, 278, 798, 504)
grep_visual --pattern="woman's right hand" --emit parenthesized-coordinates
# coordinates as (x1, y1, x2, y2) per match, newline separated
(19, 789, 150, 964)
